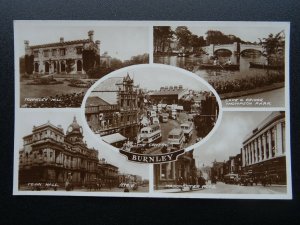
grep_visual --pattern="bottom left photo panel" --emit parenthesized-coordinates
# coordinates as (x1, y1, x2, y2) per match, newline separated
(14, 110, 149, 194)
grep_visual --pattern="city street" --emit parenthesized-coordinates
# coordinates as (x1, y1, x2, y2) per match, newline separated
(160, 112, 197, 146)
(158, 182, 286, 194)
(19, 185, 149, 193)
(138, 111, 198, 154)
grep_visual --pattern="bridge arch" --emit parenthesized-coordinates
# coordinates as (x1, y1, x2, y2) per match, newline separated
(214, 48, 233, 56)
(240, 49, 263, 56)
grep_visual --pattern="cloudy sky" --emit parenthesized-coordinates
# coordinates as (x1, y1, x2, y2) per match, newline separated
(15, 21, 149, 61)
(16, 110, 149, 179)
(193, 111, 272, 167)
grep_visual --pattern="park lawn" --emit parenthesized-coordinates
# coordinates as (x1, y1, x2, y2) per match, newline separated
(20, 79, 90, 106)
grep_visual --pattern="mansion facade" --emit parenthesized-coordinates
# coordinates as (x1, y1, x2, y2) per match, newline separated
(19, 117, 119, 187)
(24, 30, 100, 77)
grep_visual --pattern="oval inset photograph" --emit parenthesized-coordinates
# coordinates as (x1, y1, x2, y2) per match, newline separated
(83, 64, 222, 158)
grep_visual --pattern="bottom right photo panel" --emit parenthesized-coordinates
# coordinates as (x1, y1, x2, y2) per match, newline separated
(154, 111, 288, 196)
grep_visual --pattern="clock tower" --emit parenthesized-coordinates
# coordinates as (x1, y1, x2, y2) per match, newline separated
(66, 116, 84, 143)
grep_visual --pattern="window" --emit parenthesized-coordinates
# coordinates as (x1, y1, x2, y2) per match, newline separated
(33, 50, 39, 58)
(52, 49, 57, 56)
(161, 164, 166, 179)
(76, 47, 83, 54)
(271, 128, 275, 157)
(282, 122, 286, 153)
(43, 50, 49, 57)
(60, 48, 66, 56)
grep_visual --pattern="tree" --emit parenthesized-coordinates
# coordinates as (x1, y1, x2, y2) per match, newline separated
(110, 58, 123, 70)
(205, 30, 243, 45)
(190, 35, 206, 53)
(82, 50, 97, 72)
(24, 55, 34, 74)
(259, 31, 285, 65)
(175, 26, 192, 51)
(153, 26, 174, 53)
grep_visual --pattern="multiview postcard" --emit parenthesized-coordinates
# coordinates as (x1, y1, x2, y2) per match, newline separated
(13, 20, 291, 199)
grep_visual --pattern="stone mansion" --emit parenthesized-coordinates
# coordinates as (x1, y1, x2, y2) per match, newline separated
(24, 30, 100, 76)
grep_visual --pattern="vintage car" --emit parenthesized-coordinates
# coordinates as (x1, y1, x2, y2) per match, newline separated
(239, 174, 254, 186)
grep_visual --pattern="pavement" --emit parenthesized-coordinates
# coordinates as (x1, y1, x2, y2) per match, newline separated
(156, 182, 287, 194)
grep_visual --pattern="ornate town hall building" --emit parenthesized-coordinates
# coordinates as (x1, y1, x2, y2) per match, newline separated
(19, 117, 109, 186)
(24, 30, 100, 77)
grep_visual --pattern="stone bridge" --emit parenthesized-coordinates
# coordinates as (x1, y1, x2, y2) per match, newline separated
(202, 42, 263, 56)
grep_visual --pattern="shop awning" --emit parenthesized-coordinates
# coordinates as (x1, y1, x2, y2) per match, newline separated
(102, 133, 127, 144)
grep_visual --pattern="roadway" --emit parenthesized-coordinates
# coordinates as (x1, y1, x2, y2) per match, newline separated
(158, 182, 286, 194)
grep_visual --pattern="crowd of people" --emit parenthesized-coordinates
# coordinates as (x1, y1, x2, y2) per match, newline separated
(209, 71, 284, 94)
(23, 92, 85, 108)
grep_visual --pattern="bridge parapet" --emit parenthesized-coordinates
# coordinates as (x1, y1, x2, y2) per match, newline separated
(201, 43, 263, 56)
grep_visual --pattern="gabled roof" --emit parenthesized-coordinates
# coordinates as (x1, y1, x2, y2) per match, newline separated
(93, 77, 123, 92)
(86, 96, 110, 107)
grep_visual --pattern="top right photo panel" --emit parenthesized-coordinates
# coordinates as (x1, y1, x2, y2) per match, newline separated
(153, 23, 289, 108)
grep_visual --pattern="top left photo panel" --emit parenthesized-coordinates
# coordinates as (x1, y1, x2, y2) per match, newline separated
(14, 21, 150, 108)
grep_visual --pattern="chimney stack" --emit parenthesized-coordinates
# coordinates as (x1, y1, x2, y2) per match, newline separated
(24, 40, 29, 48)
(88, 30, 94, 42)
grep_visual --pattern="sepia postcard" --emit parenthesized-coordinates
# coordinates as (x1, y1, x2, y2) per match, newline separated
(14, 20, 291, 199)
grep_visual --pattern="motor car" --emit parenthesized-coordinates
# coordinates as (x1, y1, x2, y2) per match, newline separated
(239, 174, 254, 186)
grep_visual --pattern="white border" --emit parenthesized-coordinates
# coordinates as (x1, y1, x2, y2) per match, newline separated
(13, 20, 292, 199)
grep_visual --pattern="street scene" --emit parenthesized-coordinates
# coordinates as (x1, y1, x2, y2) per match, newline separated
(154, 25, 287, 107)
(17, 111, 149, 193)
(158, 182, 286, 194)
(154, 111, 288, 195)
(85, 66, 219, 155)
(16, 21, 149, 108)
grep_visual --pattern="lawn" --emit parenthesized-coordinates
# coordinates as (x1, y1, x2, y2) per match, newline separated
(20, 79, 96, 106)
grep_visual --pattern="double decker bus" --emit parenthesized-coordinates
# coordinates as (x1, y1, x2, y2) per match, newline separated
(168, 128, 185, 149)
(138, 124, 162, 144)
(180, 122, 193, 142)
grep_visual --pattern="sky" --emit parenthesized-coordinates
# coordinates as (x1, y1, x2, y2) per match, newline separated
(16, 110, 149, 179)
(193, 111, 272, 168)
(92, 66, 211, 92)
(177, 25, 286, 43)
(15, 21, 149, 61)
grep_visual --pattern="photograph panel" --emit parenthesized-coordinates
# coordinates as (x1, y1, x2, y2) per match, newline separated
(15, 110, 149, 193)
(15, 21, 150, 108)
(154, 111, 289, 196)
(83, 65, 221, 161)
(153, 24, 288, 108)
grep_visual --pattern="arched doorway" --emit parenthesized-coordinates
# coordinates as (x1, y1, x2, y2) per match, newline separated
(61, 61, 66, 72)
(45, 62, 49, 73)
(53, 61, 57, 73)
(77, 60, 82, 72)
(34, 63, 39, 72)
(57, 61, 60, 73)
